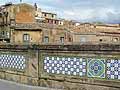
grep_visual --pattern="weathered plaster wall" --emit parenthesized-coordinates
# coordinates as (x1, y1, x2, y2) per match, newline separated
(13, 30, 42, 44)
(6, 3, 35, 23)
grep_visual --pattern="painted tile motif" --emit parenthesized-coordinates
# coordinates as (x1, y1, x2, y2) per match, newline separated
(44, 56, 86, 76)
(0, 54, 26, 70)
(87, 59, 105, 78)
(107, 59, 120, 79)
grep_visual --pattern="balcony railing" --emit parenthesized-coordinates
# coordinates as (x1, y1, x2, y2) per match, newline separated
(0, 35, 10, 39)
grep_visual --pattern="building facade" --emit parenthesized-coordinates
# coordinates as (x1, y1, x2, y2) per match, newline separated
(0, 3, 120, 45)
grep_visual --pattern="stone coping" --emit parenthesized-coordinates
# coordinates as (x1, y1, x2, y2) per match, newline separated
(0, 44, 119, 51)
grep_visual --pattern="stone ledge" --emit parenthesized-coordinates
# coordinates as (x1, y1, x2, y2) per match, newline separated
(0, 44, 119, 51)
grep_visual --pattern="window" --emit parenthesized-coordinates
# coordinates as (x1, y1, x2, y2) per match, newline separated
(1, 31, 10, 39)
(113, 38, 119, 42)
(80, 37, 86, 43)
(69, 37, 72, 42)
(44, 13, 47, 17)
(99, 39, 103, 42)
(44, 36, 49, 43)
(60, 37, 64, 43)
(1, 31, 5, 36)
(23, 34, 30, 42)
(54, 20, 57, 24)
(10, 19, 15, 26)
(6, 31, 10, 38)
(52, 14, 54, 18)
(114, 38, 119, 42)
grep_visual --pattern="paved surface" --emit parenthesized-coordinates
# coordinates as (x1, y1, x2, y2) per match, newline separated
(0, 79, 62, 90)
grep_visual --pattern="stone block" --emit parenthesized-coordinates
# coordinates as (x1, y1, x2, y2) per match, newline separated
(0, 71, 5, 79)
(20, 75, 28, 84)
(27, 77, 38, 86)
(5, 73, 20, 83)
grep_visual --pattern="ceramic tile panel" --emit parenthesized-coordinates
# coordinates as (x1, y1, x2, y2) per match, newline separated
(87, 58, 105, 78)
(107, 59, 120, 79)
(44, 56, 86, 76)
(0, 54, 26, 70)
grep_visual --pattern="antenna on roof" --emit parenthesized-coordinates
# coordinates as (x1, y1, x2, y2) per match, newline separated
(20, 0, 22, 3)
(34, 3, 37, 11)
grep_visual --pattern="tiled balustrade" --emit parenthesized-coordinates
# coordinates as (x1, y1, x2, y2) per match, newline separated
(44, 56, 120, 80)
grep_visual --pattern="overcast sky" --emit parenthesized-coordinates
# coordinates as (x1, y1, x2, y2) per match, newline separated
(1, 0, 120, 23)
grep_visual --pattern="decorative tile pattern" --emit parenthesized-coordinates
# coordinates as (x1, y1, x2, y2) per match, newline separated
(107, 59, 120, 79)
(0, 54, 26, 70)
(44, 56, 86, 76)
(44, 56, 120, 80)
(87, 59, 105, 78)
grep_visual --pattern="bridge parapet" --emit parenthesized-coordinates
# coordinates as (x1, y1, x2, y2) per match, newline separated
(0, 44, 119, 90)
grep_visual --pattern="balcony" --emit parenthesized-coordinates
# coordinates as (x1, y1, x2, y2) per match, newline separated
(0, 31, 10, 39)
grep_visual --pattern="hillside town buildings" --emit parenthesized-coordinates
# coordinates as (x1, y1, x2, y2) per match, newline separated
(0, 3, 120, 90)
(0, 2, 120, 45)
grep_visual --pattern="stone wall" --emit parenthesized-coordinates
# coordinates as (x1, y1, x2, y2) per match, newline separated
(0, 45, 119, 90)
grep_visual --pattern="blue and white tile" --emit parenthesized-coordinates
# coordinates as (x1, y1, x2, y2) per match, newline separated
(107, 59, 120, 79)
(44, 56, 87, 76)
